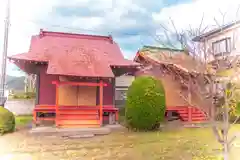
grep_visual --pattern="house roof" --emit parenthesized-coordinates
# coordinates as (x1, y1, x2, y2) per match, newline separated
(134, 45, 183, 62)
(192, 20, 240, 42)
(135, 45, 211, 74)
(140, 45, 184, 52)
(8, 30, 139, 78)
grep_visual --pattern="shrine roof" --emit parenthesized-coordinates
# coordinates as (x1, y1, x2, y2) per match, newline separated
(135, 45, 213, 74)
(8, 29, 139, 77)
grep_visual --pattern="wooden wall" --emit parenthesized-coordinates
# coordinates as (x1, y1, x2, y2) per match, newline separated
(77, 86, 97, 106)
(159, 75, 189, 107)
(38, 66, 58, 105)
(116, 75, 135, 87)
(58, 76, 97, 106)
(135, 69, 189, 107)
(103, 81, 114, 105)
(38, 69, 114, 106)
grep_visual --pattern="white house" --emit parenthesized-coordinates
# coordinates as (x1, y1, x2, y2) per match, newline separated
(192, 20, 240, 61)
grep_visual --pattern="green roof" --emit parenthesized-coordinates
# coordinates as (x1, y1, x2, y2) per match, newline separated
(140, 45, 184, 53)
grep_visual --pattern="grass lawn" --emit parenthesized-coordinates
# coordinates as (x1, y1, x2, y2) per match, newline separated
(2, 125, 240, 160)
(15, 115, 32, 127)
(4, 115, 239, 159)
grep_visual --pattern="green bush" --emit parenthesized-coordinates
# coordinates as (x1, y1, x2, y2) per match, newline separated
(9, 92, 36, 100)
(125, 76, 166, 130)
(0, 107, 15, 135)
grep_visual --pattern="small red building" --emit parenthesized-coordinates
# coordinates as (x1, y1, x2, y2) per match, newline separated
(133, 46, 209, 122)
(8, 30, 139, 128)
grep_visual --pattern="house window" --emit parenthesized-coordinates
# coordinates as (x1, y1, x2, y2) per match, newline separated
(212, 38, 231, 56)
(115, 88, 128, 101)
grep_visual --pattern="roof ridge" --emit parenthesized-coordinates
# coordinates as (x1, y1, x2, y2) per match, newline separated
(39, 29, 113, 43)
(142, 45, 184, 52)
(192, 19, 240, 41)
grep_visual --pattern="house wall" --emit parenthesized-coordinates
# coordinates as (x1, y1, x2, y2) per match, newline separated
(135, 68, 189, 107)
(5, 99, 35, 115)
(116, 75, 135, 87)
(202, 25, 240, 61)
(115, 75, 135, 107)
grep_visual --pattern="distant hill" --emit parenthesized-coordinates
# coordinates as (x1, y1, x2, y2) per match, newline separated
(6, 75, 25, 91)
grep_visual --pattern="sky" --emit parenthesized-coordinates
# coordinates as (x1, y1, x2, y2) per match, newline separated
(0, 0, 240, 77)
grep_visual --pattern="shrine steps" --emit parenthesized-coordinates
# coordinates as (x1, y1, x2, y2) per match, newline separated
(167, 106, 208, 122)
(58, 124, 100, 128)
(33, 105, 119, 128)
(56, 107, 100, 128)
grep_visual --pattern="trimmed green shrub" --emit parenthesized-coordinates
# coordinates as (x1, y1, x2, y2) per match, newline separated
(9, 92, 36, 100)
(0, 107, 15, 135)
(125, 76, 166, 130)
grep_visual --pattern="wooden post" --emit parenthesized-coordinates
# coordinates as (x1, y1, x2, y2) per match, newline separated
(188, 76, 192, 104)
(115, 110, 119, 121)
(33, 110, 37, 125)
(35, 72, 40, 105)
(112, 78, 116, 106)
(188, 77, 192, 122)
(55, 84, 59, 127)
(96, 79, 100, 105)
(188, 107, 192, 122)
(109, 112, 113, 124)
(99, 80, 103, 126)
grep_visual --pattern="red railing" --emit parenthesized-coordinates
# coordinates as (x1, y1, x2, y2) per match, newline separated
(167, 106, 207, 122)
(33, 105, 119, 127)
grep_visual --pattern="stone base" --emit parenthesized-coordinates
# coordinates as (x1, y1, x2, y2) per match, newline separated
(29, 125, 124, 138)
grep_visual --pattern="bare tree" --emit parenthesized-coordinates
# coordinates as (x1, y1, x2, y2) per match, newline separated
(148, 9, 240, 160)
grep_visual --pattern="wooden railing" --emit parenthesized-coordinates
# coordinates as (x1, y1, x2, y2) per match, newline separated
(33, 105, 119, 127)
(167, 106, 207, 122)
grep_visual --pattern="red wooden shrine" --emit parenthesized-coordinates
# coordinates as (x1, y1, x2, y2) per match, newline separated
(133, 46, 208, 122)
(8, 29, 139, 128)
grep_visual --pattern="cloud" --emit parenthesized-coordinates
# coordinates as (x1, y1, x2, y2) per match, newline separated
(50, 0, 159, 33)
(47, 0, 165, 59)
(121, 50, 136, 60)
(4, 0, 163, 56)
(0, 0, 60, 76)
(150, 0, 240, 50)
(2, 0, 162, 76)
(153, 0, 240, 33)
(4, 0, 238, 76)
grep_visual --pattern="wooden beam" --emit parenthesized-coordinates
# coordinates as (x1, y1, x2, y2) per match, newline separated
(35, 72, 40, 105)
(55, 84, 59, 127)
(96, 79, 100, 105)
(112, 78, 116, 106)
(33, 110, 37, 125)
(52, 81, 108, 87)
(99, 80, 103, 126)
(188, 107, 192, 122)
(188, 76, 192, 104)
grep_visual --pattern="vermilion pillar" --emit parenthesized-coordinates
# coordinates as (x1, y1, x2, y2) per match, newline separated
(99, 80, 103, 126)
(55, 83, 59, 126)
